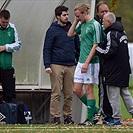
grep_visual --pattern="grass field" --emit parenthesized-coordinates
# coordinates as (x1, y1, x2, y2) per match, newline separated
(0, 124, 133, 133)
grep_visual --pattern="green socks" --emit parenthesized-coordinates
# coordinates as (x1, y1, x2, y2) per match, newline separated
(87, 99, 98, 122)
(80, 94, 87, 105)
(80, 95, 98, 122)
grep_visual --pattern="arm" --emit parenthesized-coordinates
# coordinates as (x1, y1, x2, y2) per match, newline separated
(81, 44, 98, 73)
(43, 29, 54, 74)
(75, 35, 80, 64)
(96, 32, 118, 58)
(67, 18, 79, 36)
(5, 23, 22, 52)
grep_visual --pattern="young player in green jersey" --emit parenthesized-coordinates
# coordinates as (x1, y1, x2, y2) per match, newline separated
(68, 3, 102, 125)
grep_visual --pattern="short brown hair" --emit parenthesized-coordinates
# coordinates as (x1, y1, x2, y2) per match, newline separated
(0, 10, 10, 19)
(55, 6, 68, 18)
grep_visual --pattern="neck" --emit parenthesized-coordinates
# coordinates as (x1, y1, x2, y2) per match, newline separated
(85, 15, 92, 22)
(58, 21, 66, 27)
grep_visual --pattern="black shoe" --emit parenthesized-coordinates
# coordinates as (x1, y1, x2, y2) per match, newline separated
(52, 117, 61, 124)
(102, 119, 108, 124)
(102, 117, 113, 124)
(64, 116, 74, 124)
(93, 109, 103, 125)
(78, 119, 92, 126)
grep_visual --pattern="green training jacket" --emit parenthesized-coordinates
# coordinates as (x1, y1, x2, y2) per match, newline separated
(0, 22, 22, 70)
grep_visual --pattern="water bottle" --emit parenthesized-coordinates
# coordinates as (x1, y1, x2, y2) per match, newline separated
(24, 111, 32, 124)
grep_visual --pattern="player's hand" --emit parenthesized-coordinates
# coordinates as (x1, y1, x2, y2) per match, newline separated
(81, 63, 88, 73)
(0, 46, 6, 52)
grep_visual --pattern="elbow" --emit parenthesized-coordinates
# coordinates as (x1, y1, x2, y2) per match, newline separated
(67, 32, 72, 37)
(67, 31, 76, 37)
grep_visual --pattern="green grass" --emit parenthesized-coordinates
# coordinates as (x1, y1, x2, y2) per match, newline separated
(0, 124, 133, 133)
(129, 79, 133, 89)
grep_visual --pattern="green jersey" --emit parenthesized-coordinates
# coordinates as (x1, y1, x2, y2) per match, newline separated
(0, 23, 21, 70)
(75, 19, 101, 63)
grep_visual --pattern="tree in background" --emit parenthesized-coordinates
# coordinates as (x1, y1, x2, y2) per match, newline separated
(110, 0, 119, 12)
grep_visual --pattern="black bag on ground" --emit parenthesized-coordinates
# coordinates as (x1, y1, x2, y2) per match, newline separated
(0, 102, 17, 124)
(16, 101, 27, 124)
(0, 101, 29, 124)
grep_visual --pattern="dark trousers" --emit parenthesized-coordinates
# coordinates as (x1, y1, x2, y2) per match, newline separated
(102, 84, 113, 118)
(98, 74, 112, 119)
(0, 68, 16, 102)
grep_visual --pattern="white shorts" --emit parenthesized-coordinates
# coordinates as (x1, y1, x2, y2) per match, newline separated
(74, 62, 99, 84)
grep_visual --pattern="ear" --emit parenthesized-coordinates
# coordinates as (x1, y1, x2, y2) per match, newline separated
(83, 11, 87, 15)
(56, 15, 60, 20)
(108, 20, 112, 26)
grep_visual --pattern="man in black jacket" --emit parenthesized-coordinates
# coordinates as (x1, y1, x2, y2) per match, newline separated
(43, 6, 80, 124)
(94, 1, 113, 124)
(96, 12, 133, 126)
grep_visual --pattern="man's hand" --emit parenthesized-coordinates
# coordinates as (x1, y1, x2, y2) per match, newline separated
(45, 67, 52, 74)
(0, 46, 6, 52)
(81, 62, 88, 73)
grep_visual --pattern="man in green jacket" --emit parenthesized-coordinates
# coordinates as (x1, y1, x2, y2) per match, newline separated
(0, 10, 21, 102)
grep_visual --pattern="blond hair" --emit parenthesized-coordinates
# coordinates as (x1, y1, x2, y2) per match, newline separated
(74, 3, 90, 14)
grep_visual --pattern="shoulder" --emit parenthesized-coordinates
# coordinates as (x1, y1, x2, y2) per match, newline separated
(7, 22, 18, 33)
(91, 19, 101, 31)
(9, 22, 16, 29)
(93, 19, 100, 26)
(94, 15, 102, 25)
(89, 19, 101, 27)
(46, 23, 56, 34)
(48, 21, 60, 31)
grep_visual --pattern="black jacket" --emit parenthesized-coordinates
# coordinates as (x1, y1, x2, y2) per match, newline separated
(96, 21, 131, 87)
(43, 21, 80, 68)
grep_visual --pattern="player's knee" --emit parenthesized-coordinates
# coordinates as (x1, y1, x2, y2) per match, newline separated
(74, 87, 81, 96)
